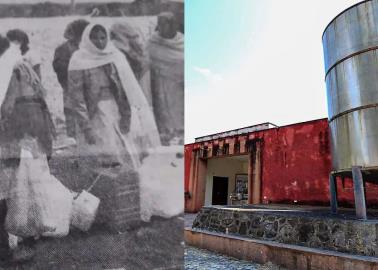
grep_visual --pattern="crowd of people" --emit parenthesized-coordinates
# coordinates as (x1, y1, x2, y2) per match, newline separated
(0, 11, 184, 265)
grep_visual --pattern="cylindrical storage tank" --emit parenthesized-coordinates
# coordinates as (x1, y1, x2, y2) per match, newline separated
(323, 0, 378, 171)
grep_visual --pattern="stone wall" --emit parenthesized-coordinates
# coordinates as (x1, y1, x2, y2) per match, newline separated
(192, 206, 378, 257)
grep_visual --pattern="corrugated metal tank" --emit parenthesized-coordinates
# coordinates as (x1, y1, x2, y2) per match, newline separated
(323, 0, 378, 171)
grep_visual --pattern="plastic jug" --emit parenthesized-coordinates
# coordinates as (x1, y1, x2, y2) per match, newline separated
(71, 190, 100, 232)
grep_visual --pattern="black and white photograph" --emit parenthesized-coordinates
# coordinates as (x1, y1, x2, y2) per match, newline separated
(0, 0, 184, 269)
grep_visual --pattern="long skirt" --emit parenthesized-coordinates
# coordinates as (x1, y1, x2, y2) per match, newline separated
(151, 76, 184, 140)
(76, 98, 140, 170)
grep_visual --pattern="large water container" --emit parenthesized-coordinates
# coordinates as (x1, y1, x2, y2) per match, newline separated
(323, 0, 378, 171)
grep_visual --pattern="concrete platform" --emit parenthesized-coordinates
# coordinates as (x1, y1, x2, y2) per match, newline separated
(185, 213, 197, 229)
(191, 205, 378, 257)
(185, 228, 378, 270)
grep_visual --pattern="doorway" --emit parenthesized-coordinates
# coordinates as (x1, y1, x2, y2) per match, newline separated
(212, 176, 228, 205)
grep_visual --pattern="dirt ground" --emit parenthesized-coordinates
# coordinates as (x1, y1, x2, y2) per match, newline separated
(1, 216, 184, 270)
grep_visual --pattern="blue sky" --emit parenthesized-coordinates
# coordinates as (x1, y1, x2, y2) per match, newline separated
(186, 0, 266, 88)
(185, 0, 361, 143)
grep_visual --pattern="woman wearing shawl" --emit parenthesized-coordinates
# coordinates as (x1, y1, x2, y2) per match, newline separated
(53, 19, 90, 138)
(0, 35, 56, 263)
(67, 24, 160, 169)
(148, 12, 184, 144)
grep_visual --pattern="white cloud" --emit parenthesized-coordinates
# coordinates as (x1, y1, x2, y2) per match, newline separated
(193, 66, 223, 84)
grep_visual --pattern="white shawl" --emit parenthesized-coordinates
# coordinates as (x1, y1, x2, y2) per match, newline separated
(148, 31, 184, 80)
(69, 23, 161, 151)
(0, 43, 22, 115)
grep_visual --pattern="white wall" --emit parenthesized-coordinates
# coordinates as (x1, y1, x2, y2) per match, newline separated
(204, 157, 248, 205)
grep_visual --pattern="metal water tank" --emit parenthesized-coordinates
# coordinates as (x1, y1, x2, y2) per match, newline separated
(323, 0, 378, 171)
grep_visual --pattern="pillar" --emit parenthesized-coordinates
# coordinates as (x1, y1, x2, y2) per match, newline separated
(227, 138, 235, 155)
(185, 148, 197, 212)
(352, 166, 367, 220)
(194, 157, 207, 212)
(248, 151, 254, 204)
(239, 136, 246, 154)
(252, 141, 262, 204)
(187, 150, 208, 213)
(187, 150, 199, 212)
(329, 173, 338, 214)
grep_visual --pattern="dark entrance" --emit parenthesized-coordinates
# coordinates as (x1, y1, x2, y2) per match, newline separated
(212, 176, 228, 205)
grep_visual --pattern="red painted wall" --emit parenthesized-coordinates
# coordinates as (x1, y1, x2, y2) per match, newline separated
(256, 119, 332, 205)
(250, 118, 378, 206)
(335, 176, 378, 207)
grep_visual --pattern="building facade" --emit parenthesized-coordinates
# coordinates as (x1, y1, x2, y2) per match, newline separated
(185, 118, 378, 213)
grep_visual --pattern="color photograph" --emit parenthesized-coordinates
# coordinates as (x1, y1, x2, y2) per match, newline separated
(184, 0, 378, 269)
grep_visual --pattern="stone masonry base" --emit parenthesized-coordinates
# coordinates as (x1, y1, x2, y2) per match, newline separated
(193, 206, 378, 256)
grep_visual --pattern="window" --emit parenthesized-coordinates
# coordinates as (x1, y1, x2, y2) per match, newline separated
(212, 145, 219, 156)
(200, 147, 208, 158)
(234, 142, 240, 154)
(235, 174, 248, 199)
(246, 140, 255, 153)
(222, 144, 229, 155)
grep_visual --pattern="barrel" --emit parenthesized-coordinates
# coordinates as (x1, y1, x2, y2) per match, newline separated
(323, 0, 378, 171)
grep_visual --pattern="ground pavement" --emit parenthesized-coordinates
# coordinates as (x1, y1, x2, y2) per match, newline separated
(185, 246, 286, 270)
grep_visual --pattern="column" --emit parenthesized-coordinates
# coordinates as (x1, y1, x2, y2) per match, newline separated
(252, 140, 262, 204)
(329, 173, 338, 214)
(248, 151, 254, 204)
(352, 166, 367, 220)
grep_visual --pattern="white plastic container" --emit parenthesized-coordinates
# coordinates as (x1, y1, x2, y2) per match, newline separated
(41, 175, 73, 237)
(8, 233, 18, 250)
(139, 145, 184, 222)
(71, 190, 100, 232)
